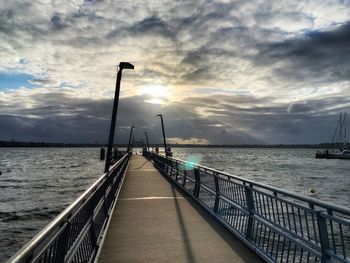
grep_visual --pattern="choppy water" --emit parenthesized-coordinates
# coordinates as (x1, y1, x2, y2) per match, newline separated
(0, 147, 349, 261)
(0, 148, 104, 262)
(172, 148, 350, 207)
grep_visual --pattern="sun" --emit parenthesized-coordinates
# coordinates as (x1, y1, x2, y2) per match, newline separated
(138, 84, 170, 104)
(139, 84, 170, 97)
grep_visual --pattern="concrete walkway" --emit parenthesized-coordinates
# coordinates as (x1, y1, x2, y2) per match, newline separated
(97, 155, 263, 263)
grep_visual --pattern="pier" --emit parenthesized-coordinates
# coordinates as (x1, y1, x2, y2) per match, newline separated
(97, 155, 262, 263)
(7, 152, 350, 263)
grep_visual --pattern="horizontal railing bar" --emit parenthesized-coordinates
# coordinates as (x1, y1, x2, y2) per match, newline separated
(199, 184, 217, 195)
(185, 176, 195, 183)
(218, 195, 250, 215)
(327, 252, 349, 263)
(8, 153, 129, 263)
(319, 212, 350, 225)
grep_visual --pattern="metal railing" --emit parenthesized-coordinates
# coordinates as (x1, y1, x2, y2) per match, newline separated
(151, 153, 350, 263)
(7, 153, 131, 263)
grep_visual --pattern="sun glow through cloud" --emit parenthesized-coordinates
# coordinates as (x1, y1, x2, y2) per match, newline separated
(138, 84, 170, 104)
(139, 85, 170, 97)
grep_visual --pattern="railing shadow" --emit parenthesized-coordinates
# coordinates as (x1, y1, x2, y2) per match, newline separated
(131, 159, 149, 170)
(170, 185, 197, 263)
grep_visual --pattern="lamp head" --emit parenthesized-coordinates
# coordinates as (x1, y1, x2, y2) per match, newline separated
(156, 114, 162, 117)
(119, 62, 134, 70)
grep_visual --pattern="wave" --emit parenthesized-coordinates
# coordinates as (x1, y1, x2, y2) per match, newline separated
(0, 207, 62, 223)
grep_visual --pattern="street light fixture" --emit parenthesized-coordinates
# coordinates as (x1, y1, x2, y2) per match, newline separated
(104, 61, 134, 173)
(156, 114, 168, 157)
(119, 62, 135, 70)
(127, 126, 135, 153)
(144, 131, 150, 151)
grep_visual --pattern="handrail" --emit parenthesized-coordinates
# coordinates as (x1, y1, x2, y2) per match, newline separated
(164, 154, 350, 215)
(7, 153, 131, 263)
(150, 152, 350, 263)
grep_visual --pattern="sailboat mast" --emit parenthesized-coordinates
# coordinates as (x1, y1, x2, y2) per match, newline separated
(340, 112, 342, 149)
(345, 112, 347, 149)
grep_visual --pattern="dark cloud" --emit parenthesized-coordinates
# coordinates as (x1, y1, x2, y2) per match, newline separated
(106, 15, 175, 41)
(287, 102, 313, 114)
(0, 92, 263, 144)
(50, 15, 66, 30)
(130, 16, 173, 38)
(0, 7, 21, 34)
(1, 91, 348, 144)
(256, 23, 350, 83)
(29, 78, 56, 85)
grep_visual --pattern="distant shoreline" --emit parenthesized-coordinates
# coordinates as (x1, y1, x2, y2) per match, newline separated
(0, 141, 339, 149)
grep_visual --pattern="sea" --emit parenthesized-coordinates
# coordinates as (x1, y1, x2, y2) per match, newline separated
(0, 147, 349, 261)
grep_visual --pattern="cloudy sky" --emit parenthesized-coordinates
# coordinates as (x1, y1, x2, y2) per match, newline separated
(1, 0, 350, 144)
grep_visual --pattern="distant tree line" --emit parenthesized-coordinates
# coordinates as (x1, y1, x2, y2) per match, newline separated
(0, 140, 340, 149)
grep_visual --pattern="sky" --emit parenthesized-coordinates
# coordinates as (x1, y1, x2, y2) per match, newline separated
(1, 0, 350, 145)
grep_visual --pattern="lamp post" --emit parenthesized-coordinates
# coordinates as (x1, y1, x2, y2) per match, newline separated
(104, 62, 134, 173)
(127, 126, 135, 153)
(144, 131, 150, 151)
(156, 114, 168, 157)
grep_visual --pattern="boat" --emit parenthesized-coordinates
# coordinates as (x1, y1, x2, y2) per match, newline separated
(315, 150, 350, 159)
(343, 149, 350, 155)
(315, 112, 350, 159)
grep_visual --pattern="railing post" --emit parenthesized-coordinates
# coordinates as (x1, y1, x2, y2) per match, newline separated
(213, 173, 220, 213)
(170, 160, 174, 178)
(157, 156, 164, 171)
(244, 182, 255, 240)
(317, 211, 331, 263)
(54, 222, 71, 263)
(160, 158, 164, 171)
(175, 162, 179, 181)
(183, 170, 187, 187)
(165, 159, 168, 175)
(164, 157, 169, 175)
(194, 168, 200, 197)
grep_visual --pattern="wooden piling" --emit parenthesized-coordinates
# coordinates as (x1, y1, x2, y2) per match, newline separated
(100, 147, 105, 160)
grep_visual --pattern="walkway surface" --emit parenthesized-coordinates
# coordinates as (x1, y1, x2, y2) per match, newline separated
(97, 155, 263, 263)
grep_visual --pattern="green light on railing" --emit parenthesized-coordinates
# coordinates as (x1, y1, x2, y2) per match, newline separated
(184, 155, 201, 169)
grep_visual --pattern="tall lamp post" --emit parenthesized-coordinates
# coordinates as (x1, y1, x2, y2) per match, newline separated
(144, 131, 150, 151)
(127, 126, 135, 153)
(156, 114, 168, 157)
(104, 62, 134, 173)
